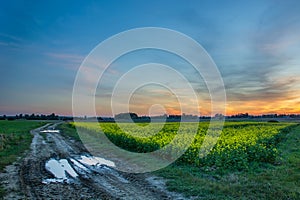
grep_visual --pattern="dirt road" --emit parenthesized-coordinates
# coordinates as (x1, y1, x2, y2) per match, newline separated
(0, 123, 186, 199)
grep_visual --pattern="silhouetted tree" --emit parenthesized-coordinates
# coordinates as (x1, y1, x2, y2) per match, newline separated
(115, 112, 138, 120)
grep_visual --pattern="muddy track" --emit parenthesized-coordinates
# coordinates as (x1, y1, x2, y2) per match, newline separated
(0, 123, 187, 200)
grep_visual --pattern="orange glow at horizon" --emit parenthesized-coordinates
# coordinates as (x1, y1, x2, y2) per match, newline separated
(225, 100, 300, 116)
(94, 99, 300, 117)
(94, 83, 300, 117)
(128, 97, 300, 116)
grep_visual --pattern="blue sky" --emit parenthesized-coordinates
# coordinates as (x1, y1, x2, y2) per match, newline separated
(1, 0, 300, 116)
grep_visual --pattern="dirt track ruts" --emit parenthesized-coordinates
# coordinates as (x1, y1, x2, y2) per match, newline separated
(0, 123, 187, 200)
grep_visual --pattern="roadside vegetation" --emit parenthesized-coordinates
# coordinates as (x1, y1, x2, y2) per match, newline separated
(58, 121, 300, 199)
(0, 121, 46, 171)
(57, 122, 81, 141)
(0, 120, 47, 198)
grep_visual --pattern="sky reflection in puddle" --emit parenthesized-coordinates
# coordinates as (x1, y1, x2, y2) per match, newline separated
(42, 155, 116, 184)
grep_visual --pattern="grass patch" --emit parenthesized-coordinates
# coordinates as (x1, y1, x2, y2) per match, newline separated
(0, 120, 46, 172)
(155, 124, 300, 199)
(57, 122, 81, 141)
(0, 120, 47, 198)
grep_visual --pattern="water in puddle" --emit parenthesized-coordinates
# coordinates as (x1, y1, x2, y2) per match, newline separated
(40, 130, 60, 133)
(43, 156, 116, 184)
(78, 155, 115, 167)
(70, 158, 89, 170)
(43, 159, 78, 184)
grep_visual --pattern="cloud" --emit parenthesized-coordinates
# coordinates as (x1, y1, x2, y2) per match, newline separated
(0, 33, 24, 42)
(225, 75, 300, 115)
(252, 1, 300, 62)
(0, 41, 9, 46)
(218, 1, 300, 115)
(0, 33, 25, 49)
(46, 52, 84, 64)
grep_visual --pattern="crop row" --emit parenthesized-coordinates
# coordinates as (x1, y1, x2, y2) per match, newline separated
(72, 122, 295, 171)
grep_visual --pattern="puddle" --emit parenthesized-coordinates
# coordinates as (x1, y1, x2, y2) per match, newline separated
(40, 130, 60, 133)
(43, 159, 78, 184)
(42, 156, 116, 184)
(42, 178, 65, 184)
(78, 155, 115, 168)
(70, 158, 89, 171)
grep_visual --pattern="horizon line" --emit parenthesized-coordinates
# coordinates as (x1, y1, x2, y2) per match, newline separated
(1, 112, 300, 118)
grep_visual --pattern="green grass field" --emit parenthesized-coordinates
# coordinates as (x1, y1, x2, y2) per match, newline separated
(0, 120, 47, 171)
(0, 120, 47, 197)
(58, 121, 300, 199)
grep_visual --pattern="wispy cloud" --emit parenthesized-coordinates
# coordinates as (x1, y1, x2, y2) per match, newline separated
(0, 33, 24, 42)
(46, 52, 84, 64)
(0, 33, 25, 49)
(44, 52, 86, 71)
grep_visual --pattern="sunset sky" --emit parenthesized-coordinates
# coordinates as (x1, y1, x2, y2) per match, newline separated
(1, 0, 300, 116)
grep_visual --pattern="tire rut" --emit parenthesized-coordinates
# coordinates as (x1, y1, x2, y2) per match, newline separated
(1, 123, 187, 200)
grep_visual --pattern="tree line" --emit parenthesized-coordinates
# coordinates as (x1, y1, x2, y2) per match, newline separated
(1, 112, 299, 121)
(0, 113, 60, 121)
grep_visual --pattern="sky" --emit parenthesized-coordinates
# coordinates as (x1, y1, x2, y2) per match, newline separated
(1, 0, 300, 116)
